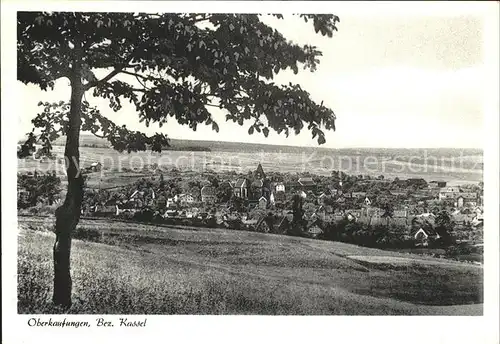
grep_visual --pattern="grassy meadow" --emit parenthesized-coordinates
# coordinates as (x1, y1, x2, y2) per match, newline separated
(18, 216, 483, 315)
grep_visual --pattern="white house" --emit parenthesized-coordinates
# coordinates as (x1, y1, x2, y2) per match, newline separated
(414, 227, 440, 247)
(166, 198, 175, 208)
(163, 209, 178, 218)
(175, 193, 195, 205)
(275, 182, 285, 193)
(258, 196, 267, 209)
(471, 214, 484, 227)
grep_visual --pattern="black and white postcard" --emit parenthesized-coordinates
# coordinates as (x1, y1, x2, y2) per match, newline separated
(2, 1, 499, 344)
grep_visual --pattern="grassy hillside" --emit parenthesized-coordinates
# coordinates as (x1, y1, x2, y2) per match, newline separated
(18, 216, 483, 315)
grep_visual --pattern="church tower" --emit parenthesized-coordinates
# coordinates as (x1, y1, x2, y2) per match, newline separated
(255, 163, 266, 180)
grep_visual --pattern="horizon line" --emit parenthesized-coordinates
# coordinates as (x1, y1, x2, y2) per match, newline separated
(68, 133, 484, 151)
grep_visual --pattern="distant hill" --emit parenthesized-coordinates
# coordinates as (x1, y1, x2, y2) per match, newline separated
(22, 133, 483, 159)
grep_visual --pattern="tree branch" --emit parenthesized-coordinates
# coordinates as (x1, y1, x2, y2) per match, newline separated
(84, 68, 122, 90)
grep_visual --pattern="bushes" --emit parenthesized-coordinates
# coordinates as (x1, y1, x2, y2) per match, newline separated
(17, 172, 62, 209)
(321, 220, 412, 249)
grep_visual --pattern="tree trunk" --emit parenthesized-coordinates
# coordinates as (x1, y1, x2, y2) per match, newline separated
(52, 56, 84, 308)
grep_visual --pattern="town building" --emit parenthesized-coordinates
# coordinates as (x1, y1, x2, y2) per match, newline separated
(429, 181, 447, 188)
(93, 204, 119, 216)
(439, 186, 478, 208)
(275, 182, 285, 193)
(201, 185, 217, 203)
(174, 193, 195, 206)
(254, 163, 266, 179)
(351, 191, 367, 199)
(298, 177, 317, 191)
(251, 179, 264, 199)
(233, 178, 249, 199)
(258, 196, 267, 209)
(413, 227, 440, 247)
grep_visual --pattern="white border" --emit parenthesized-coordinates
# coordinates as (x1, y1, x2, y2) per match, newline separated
(2, 2, 499, 344)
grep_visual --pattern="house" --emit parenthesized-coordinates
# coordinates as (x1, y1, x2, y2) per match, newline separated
(242, 218, 258, 226)
(258, 196, 267, 209)
(175, 193, 195, 206)
(166, 198, 175, 208)
(451, 213, 475, 225)
(93, 204, 118, 216)
(269, 192, 275, 205)
(438, 186, 462, 201)
(183, 194, 195, 205)
(189, 207, 200, 217)
(456, 193, 478, 208)
(275, 182, 285, 193)
(429, 181, 447, 188)
(298, 177, 317, 191)
(251, 179, 264, 199)
(364, 207, 384, 217)
(17, 187, 28, 198)
(351, 192, 366, 199)
(233, 179, 249, 199)
(116, 201, 139, 215)
(314, 192, 326, 203)
(274, 190, 286, 202)
(346, 212, 357, 222)
(89, 162, 102, 172)
(413, 227, 440, 247)
(201, 185, 217, 203)
(129, 188, 156, 206)
(307, 225, 323, 239)
(393, 209, 408, 218)
(471, 214, 484, 228)
(163, 209, 178, 218)
(443, 186, 461, 193)
(363, 197, 372, 206)
(286, 180, 301, 192)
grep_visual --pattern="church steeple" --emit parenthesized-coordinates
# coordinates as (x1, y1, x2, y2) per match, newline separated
(255, 163, 266, 179)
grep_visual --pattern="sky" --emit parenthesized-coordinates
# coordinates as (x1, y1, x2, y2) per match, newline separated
(18, 12, 485, 148)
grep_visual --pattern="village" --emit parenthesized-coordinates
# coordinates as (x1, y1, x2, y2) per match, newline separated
(73, 161, 485, 252)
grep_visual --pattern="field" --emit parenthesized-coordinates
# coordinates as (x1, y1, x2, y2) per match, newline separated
(18, 216, 483, 315)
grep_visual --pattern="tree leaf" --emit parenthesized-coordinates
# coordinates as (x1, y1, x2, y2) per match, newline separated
(263, 127, 269, 137)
